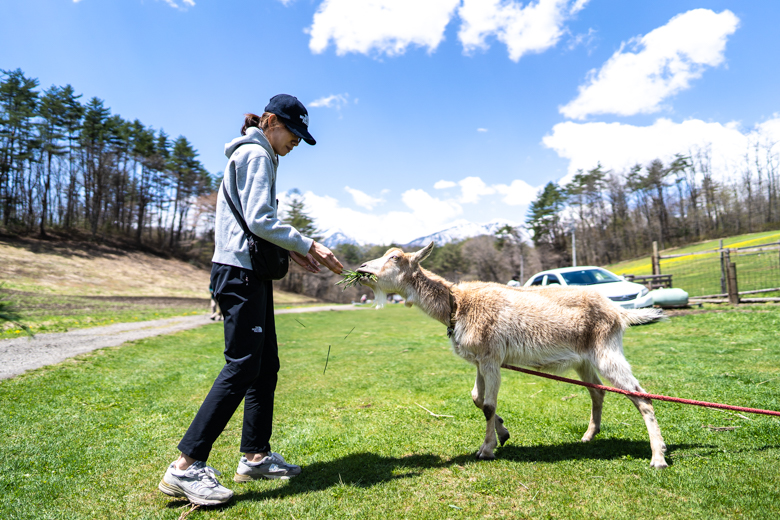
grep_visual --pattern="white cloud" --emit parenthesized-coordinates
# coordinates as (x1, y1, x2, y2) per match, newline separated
(458, 0, 589, 62)
(345, 186, 383, 210)
(438, 176, 539, 205)
(280, 179, 544, 244)
(543, 117, 780, 184)
(567, 27, 596, 51)
(458, 176, 495, 203)
(281, 189, 462, 245)
(308, 0, 461, 57)
(477, 128, 488, 132)
(494, 179, 539, 206)
(309, 93, 350, 109)
(560, 9, 739, 120)
(434, 180, 457, 189)
(402, 189, 463, 223)
(159, 0, 195, 8)
(307, 0, 589, 60)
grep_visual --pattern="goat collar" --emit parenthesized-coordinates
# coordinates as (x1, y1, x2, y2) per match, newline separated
(447, 284, 458, 338)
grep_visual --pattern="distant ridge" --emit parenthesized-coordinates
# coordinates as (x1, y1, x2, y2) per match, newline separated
(403, 219, 521, 248)
(320, 229, 361, 248)
(318, 219, 524, 249)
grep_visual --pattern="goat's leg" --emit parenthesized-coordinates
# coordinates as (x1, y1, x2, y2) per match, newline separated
(594, 349, 668, 468)
(471, 368, 510, 447)
(475, 361, 502, 460)
(575, 363, 605, 442)
(471, 368, 485, 408)
(626, 394, 668, 468)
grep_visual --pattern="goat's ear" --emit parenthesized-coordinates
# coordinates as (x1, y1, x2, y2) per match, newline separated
(411, 241, 434, 266)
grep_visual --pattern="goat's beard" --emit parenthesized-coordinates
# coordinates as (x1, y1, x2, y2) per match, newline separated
(372, 286, 387, 309)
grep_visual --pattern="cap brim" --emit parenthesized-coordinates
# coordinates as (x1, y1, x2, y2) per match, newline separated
(283, 120, 316, 146)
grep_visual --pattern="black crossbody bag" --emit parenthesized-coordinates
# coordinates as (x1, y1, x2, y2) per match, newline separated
(221, 182, 289, 281)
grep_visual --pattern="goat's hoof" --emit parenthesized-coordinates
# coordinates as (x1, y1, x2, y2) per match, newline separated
(650, 459, 668, 469)
(498, 430, 510, 446)
(476, 448, 495, 460)
(581, 427, 600, 442)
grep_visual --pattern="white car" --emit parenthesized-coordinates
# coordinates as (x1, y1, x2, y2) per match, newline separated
(522, 266, 654, 310)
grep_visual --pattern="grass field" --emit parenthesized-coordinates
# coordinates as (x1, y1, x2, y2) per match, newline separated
(0, 237, 319, 338)
(1, 305, 779, 519)
(605, 230, 780, 297)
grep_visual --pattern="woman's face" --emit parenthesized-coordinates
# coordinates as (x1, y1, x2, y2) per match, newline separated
(266, 117, 301, 157)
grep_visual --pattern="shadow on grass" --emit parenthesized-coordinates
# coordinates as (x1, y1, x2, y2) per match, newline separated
(496, 438, 682, 464)
(226, 440, 704, 504)
(232, 452, 442, 505)
(164, 440, 780, 510)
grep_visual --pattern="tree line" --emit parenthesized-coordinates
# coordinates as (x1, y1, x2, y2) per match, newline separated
(0, 68, 216, 256)
(8, 67, 780, 295)
(526, 140, 780, 271)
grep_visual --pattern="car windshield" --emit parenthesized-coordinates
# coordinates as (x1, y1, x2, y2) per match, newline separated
(560, 268, 622, 285)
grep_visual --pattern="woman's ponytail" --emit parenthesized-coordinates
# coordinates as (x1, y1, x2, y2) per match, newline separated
(241, 112, 283, 135)
(241, 113, 262, 135)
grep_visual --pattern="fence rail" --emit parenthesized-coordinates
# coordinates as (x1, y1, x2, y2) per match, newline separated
(647, 239, 780, 303)
(623, 274, 673, 290)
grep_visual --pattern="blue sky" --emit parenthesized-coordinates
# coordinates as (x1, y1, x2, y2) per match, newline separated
(3, 0, 779, 245)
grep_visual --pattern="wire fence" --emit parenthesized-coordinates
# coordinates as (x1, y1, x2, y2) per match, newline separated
(657, 241, 780, 299)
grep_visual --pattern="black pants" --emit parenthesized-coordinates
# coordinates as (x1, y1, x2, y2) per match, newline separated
(177, 263, 280, 461)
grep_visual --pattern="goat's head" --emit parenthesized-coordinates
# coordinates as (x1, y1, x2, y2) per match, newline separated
(357, 242, 434, 305)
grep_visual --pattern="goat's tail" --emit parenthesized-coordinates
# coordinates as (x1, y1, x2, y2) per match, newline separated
(620, 307, 667, 328)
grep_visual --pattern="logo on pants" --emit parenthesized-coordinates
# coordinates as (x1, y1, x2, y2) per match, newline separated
(252, 326, 263, 333)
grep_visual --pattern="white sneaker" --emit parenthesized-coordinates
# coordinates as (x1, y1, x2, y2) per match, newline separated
(158, 460, 234, 506)
(234, 452, 302, 482)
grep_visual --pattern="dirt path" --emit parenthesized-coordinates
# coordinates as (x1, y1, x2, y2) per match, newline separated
(0, 305, 366, 381)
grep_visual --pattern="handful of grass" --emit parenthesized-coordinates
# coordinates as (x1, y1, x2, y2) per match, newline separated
(336, 269, 377, 290)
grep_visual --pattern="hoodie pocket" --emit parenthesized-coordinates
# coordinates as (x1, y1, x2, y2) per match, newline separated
(223, 219, 245, 253)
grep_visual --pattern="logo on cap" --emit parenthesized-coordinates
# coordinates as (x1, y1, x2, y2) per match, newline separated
(300, 114, 309, 127)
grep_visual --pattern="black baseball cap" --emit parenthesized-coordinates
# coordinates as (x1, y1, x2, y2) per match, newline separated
(264, 94, 316, 145)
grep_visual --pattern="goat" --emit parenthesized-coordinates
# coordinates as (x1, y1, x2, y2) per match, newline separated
(357, 242, 668, 468)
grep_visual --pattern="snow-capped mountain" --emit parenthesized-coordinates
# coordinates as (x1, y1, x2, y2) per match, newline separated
(318, 219, 526, 249)
(319, 229, 362, 248)
(404, 219, 524, 248)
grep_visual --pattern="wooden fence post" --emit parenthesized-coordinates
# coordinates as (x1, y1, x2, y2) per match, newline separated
(726, 251, 739, 305)
(652, 241, 660, 275)
(719, 239, 727, 295)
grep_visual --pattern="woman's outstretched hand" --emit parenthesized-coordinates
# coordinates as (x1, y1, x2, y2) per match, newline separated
(289, 250, 321, 273)
(308, 241, 343, 274)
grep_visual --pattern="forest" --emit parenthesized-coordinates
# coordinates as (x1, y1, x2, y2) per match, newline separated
(3, 67, 780, 296)
(526, 137, 779, 272)
(0, 68, 217, 261)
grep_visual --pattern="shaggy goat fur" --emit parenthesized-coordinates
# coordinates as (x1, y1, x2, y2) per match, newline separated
(358, 242, 668, 468)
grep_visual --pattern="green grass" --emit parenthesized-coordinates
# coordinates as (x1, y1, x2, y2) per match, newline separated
(0, 292, 207, 339)
(607, 229, 780, 275)
(0, 292, 337, 340)
(605, 230, 780, 297)
(1, 305, 779, 519)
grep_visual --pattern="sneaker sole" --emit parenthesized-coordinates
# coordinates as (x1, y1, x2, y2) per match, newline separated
(158, 479, 233, 506)
(233, 472, 298, 482)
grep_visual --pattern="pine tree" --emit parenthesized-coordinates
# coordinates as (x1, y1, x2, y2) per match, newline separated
(282, 189, 320, 240)
(525, 181, 568, 268)
(0, 69, 39, 226)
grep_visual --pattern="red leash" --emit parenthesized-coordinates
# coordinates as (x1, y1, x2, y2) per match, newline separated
(501, 364, 780, 417)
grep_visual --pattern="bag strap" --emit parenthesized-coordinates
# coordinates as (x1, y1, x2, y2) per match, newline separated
(221, 182, 254, 238)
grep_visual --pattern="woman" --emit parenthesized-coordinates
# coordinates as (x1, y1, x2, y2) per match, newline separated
(159, 94, 343, 506)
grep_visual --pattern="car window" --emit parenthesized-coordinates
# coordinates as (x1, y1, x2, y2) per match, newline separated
(529, 275, 545, 286)
(546, 275, 561, 285)
(561, 268, 621, 285)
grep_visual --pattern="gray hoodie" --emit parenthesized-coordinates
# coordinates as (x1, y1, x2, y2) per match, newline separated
(212, 126, 313, 268)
